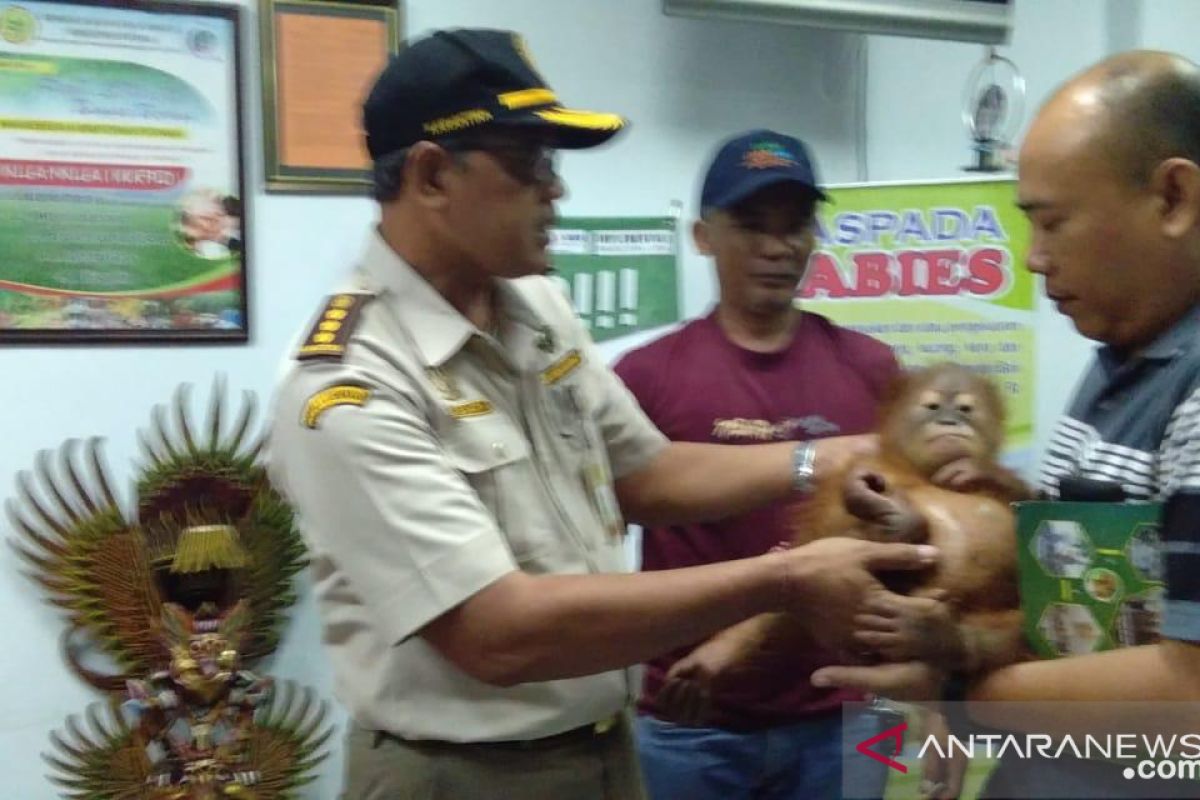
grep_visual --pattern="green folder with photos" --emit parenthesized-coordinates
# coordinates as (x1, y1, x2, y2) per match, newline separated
(1015, 501, 1165, 658)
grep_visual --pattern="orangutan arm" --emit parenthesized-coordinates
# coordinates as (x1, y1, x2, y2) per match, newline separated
(958, 607, 1031, 673)
(930, 459, 1034, 503)
(853, 597, 1028, 675)
(656, 611, 811, 724)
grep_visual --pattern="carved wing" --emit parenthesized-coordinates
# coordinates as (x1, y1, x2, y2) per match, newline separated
(239, 474, 306, 660)
(43, 701, 153, 799)
(8, 439, 166, 683)
(244, 682, 334, 798)
(135, 378, 307, 662)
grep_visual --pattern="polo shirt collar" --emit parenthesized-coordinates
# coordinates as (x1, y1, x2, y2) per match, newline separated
(1097, 303, 1200, 373)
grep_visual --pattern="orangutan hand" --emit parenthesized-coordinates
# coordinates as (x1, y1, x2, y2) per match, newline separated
(843, 467, 899, 521)
(843, 467, 929, 544)
(930, 458, 998, 493)
(656, 635, 746, 726)
(853, 589, 965, 667)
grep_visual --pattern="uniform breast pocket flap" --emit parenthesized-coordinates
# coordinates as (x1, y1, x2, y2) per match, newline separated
(442, 416, 530, 474)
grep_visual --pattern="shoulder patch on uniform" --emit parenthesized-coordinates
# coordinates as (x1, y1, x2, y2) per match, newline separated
(296, 293, 372, 361)
(541, 349, 582, 385)
(303, 385, 370, 428)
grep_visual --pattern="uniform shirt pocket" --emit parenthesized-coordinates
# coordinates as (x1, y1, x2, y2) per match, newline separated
(440, 416, 545, 559)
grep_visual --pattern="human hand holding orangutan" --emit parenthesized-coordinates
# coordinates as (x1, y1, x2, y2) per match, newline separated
(656, 364, 1032, 722)
(657, 535, 940, 724)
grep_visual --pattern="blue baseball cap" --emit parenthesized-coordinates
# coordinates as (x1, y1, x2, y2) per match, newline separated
(699, 129, 828, 210)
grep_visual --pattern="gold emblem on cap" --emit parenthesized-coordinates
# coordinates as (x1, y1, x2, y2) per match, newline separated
(498, 88, 557, 110)
(424, 108, 494, 136)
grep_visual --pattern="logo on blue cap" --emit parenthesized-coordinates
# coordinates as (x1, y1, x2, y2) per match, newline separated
(741, 140, 800, 170)
(700, 130, 827, 210)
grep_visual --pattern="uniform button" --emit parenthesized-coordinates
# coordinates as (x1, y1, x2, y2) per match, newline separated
(492, 442, 507, 458)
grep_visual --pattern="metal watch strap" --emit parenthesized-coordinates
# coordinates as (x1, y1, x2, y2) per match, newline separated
(792, 440, 816, 493)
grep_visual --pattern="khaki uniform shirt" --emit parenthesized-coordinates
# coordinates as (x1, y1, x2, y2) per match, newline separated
(269, 230, 667, 741)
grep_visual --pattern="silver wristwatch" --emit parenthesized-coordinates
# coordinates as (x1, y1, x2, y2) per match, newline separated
(792, 440, 817, 494)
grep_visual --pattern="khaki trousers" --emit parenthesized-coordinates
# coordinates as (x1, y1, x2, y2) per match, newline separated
(341, 716, 648, 800)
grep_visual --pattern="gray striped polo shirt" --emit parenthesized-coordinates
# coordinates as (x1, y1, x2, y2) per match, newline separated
(1040, 303, 1200, 643)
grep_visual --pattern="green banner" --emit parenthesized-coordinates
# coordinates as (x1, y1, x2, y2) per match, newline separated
(804, 179, 1035, 464)
(548, 216, 679, 344)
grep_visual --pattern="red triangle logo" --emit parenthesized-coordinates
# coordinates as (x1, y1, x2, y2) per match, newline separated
(855, 721, 908, 773)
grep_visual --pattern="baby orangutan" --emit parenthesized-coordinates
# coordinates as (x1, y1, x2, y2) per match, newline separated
(656, 363, 1032, 727)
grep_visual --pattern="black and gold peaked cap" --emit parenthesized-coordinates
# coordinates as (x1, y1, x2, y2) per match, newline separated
(363, 28, 626, 159)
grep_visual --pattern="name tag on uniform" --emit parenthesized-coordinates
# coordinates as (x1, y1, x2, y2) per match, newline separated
(449, 400, 494, 419)
(541, 349, 582, 385)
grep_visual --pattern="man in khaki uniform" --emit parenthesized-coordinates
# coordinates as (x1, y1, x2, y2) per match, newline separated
(269, 28, 938, 800)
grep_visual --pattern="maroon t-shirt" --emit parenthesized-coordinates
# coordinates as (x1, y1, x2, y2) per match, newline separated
(613, 310, 900, 728)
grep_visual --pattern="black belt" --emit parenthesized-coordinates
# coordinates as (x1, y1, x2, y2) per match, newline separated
(372, 714, 620, 752)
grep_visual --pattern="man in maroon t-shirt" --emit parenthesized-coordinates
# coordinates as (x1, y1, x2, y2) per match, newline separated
(615, 129, 900, 799)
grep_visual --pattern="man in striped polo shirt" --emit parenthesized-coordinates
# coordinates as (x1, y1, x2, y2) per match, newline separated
(812, 50, 1200, 797)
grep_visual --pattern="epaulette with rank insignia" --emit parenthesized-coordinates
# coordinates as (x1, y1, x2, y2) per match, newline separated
(296, 293, 372, 361)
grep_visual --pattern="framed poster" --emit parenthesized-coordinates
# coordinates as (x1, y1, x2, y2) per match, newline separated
(260, 0, 399, 193)
(0, 0, 249, 342)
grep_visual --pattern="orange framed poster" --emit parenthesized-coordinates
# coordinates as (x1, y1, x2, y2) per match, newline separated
(260, 0, 400, 192)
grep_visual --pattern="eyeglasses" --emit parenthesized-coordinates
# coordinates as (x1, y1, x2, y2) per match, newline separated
(441, 134, 559, 187)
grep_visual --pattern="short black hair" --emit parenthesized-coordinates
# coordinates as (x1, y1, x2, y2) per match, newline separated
(372, 148, 411, 203)
(1100, 62, 1200, 185)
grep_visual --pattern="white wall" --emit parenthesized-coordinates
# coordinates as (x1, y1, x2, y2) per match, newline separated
(866, 0, 1112, 471)
(3, 1, 1191, 796)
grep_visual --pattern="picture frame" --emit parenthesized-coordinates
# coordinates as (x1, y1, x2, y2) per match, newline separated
(260, 0, 400, 193)
(0, 0, 251, 343)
